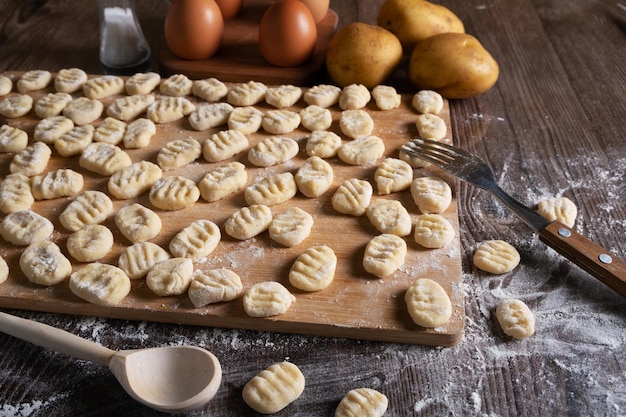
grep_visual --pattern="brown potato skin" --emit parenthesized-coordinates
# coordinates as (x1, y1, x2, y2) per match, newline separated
(408, 33, 499, 99)
(326, 22, 403, 88)
(377, 0, 465, 53)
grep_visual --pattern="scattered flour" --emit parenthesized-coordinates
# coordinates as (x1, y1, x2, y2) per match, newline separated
(0, 394, 68, 417)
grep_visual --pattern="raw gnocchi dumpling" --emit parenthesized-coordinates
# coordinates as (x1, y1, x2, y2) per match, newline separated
(17, 70, 51, 93)
(295, 156, 334, 197)
(125, 71, 161, 95)
(412, 89, 444, 114)
(248, 136, 299, 167)
(31, 168, 84, 200)
(413, 213, 455, 249)
(123, 118, 156, 148)
(55, 68, 88, 93)
(227, 80, 267, 106)
(339, 109, 374, 139)
(227, 106, 263, 135)
(20, 241, 72, 286)
(473, 240, 520, 274)
(0, 209, 54, 246)
(225, 204, 273, 240)
(243, 281, 295, 318)
(306, 130, 342, 158)
(149, 176, 200, 210)
(338, 135, 385, 166)
(300, 105, 332, 131)
(118, 241, 171, 280)
(33, 115, 74, 144)
(372, 85, 401, 110)
(366, 199, 412, 237)
(157, 137, 202, 170)
(0, 173, 34, 214)
(66, 224, 114, 262)
(169, 219, 221, 261)
(363, 234, 407, 278)
(0, 124, 28, 153)
(79, 142, 132, 176)
(405, 278, 452, 328)
(243, 361, 305, 414)
(495, 298, 535, 339)
(198, 161, 247, 202)
(146, 257, 194, 296)
(202, 129, 249, 162)
(188, 268, 243, 307)
(374, 157, 413, 195)
(410, 176, 451, 214)
(332, 178, 373, 216)
(93, 117, 126, 145)
(339, 83, 370, 110)
(261, 109, 301, 134)
(192, 77, 228, 101)
(536, 196, 577, 228)
(266, 84, 302, 108)
(415, 113, 447, 140)
(189, 102, 233, 131)
(108, 161, 162, 200)
(146, 96, 195, 123)
(304, 84, 341, 108)
(107, 94, 155, 121)
(69, 263, 131, 306)
(115, 203, 162, 243)
(289, 245, 337, 292)
(83, 75, 124, 99)
(334, 387, 388, 417)
(244, 172, 297, 206)
(10, 142, 51, 176)
(269, 207, 314, 247)
(59, 190, 114, 232)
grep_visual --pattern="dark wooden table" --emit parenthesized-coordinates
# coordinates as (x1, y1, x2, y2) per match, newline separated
(1, 1, 625, 416)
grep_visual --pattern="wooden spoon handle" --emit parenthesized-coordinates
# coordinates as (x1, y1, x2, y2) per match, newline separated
(0, 311, 115, 366)
(539, 221, 626, 298)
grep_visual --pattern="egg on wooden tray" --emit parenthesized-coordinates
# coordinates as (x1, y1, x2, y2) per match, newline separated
(258, 0, 318, 67)
(165, 0, 225, 60)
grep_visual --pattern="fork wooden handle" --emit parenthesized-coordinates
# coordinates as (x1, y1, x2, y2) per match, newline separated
(539, 221, 626, 298)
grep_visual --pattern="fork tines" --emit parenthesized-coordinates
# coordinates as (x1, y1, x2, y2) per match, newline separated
(400, 138, 456, 167)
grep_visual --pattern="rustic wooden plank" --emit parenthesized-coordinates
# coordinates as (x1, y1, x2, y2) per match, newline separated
(0, 71, 464, 347)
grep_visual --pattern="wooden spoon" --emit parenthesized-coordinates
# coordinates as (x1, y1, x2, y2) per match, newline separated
(0, 311, 222, 413)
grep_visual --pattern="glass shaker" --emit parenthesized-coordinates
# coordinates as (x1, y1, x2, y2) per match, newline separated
(98, 0, 151, 74)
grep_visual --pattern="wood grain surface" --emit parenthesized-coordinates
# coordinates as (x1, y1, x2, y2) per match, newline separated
(0, 1, 624, 416)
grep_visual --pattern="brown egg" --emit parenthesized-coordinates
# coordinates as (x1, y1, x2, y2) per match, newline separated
(300, 0, 330, 23)
(165, 0, 224, 60)
(215, 0, 243, 19)
(258, 0, 318, 67)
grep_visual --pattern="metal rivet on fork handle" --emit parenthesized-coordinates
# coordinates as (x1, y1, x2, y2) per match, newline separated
(558, 228, 572, 238)
(599, 253, 613, 264)
(558, 227, 613, 264)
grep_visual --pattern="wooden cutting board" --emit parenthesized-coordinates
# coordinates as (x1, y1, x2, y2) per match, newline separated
(159, 1, 339, 85)
(0, 71, 464, 346)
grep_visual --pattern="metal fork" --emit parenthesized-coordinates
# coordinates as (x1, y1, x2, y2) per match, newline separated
(401, 138, 626, 298)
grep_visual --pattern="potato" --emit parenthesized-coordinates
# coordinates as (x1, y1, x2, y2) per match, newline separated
(377, 0, 464, 53)
(408, 33, 499, 99)
(326, 22, 403, 88)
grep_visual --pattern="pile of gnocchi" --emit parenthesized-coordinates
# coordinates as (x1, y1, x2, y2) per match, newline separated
(0, 68, 461, 332)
